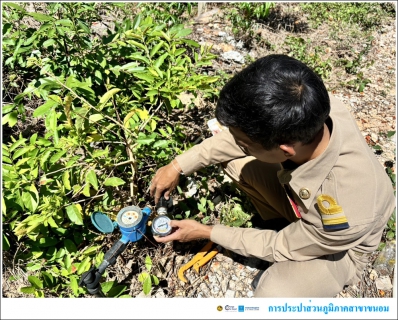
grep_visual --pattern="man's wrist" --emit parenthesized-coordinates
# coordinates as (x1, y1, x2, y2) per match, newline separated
(171, 159, 184, 175)
(201, 225, 213, 239)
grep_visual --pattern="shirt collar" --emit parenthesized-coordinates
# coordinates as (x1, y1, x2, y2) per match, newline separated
(277, 116, 341, 210)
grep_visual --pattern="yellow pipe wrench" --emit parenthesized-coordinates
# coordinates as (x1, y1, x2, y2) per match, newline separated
(178, 241, 219, 283)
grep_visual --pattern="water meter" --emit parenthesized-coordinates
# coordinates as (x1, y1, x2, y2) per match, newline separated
(91, 205, 151, 243)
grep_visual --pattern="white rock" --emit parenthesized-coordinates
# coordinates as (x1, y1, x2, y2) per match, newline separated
(375, 276, 393, 291)
(136, 290, 151, 298)
(225, 289, 235, 298)
(154, 288, 166, 298)
(221, 51, 245, 64)
(369, 269, 378, 281)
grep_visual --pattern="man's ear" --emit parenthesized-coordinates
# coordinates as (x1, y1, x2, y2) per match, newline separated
(279, 144, 296, 157)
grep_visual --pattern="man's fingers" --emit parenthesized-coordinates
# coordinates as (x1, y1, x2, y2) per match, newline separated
(154, 233, 176, 243)
(169, 220, 180, 228)
(163, 190, 170, 200)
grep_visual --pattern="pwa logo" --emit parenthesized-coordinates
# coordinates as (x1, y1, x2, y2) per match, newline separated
(238, 305, 244, 312)
(225, 305, 237, 312)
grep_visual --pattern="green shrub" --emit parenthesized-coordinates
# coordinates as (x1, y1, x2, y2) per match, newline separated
(2, 2, 218, 297)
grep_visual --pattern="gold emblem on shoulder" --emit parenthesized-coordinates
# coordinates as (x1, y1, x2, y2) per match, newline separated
(316, 194, 349, 230)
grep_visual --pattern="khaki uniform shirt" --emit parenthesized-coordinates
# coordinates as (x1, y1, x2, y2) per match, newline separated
(176, 95, 395, 267)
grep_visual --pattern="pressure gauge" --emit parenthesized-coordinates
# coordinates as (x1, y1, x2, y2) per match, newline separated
(151, 215, 172, 237)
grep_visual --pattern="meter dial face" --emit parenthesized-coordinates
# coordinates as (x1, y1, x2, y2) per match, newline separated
(117, 208, 142, 228)
(152, 216, 172, 236)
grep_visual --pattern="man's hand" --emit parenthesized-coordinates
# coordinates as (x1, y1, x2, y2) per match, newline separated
(149, 160, 181, 204)
(154, 220, 213, 243)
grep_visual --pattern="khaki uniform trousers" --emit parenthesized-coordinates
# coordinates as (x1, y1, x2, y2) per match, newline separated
(222, 156, 358, 297)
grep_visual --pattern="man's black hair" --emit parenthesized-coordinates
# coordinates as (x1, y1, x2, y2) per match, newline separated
(215, 54, 330, 150)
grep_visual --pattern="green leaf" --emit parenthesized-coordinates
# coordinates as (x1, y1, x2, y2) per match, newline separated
(153, 140, 168, 149)
(126, 39, 147, 51)
(181, 39, 200, 47)
(29, 12, 55, 22)
(4, 2, 27, 12)
(1, 195, 6, 215)
(38, 237, 59, 247)
(119, 62, 139, 70)
(3, 233, 10, 251)
(15, 157, 30, 167)
(137, 133, 156, 145)
(145, 256, 152, 271)
(24, 34, 38, 46)
(107, 285, 127, 297)
(43, 39, 56, 48)
(70, 276, 79, 296)
(20, 286, 36, 294)
(63, 171, 71, 190)
(174, 48, 186, 56)
(77, 19, 90, 33)
(42, 271, 55, 288)
(49, 150, 66, 164)
(46, 109, 58, 134)
(82, 245, 99, 256)
(2, 111, 18, 127)
(132, 14, 141, 29)
(154, 53, 168, 69)
(150, 41, 164, 57)
(151, 275, 159, 286)
(9, 137, 27, 152)
(13, 146, 34, 160)
(174, 28, 192, 38)
(143, 275, 152, 295)
(98, 88, 121, 110)
(86, 169, 98, 190)
(64, 254, 72, 270)
(21, 191, 38, 213)
(64, 239, 77, 254)
(88, 113, 104, 123)
(77, 257, 91, 275)
(55, 19, 73, 27)
(133, 72, 154, 82)
(198, 203, 206, 213)
(28, 276, 43, 289)
(103, 177, 125, 187)
(27, 263, 42, 271)
(56, 248, 66, 259)
(82, 183, 91, 197)
(101, 281, 115, 293)
(127, 52, 150, 64)
(65, 204, 84, 225)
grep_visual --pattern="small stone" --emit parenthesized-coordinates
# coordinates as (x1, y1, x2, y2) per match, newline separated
(221, 278, 229, 293)
(247, 290, 254, 298)
(211, 285, 220, 294)
(369, 269, 378, 281)
(225, 289, 235, 298)
(136, 290, 151, 298)
(375, 276, 393, 291)
(246, 266, 257, 272)
(221, 51, 245, 64)
(371, 132, 379, 142)
(154, 288, 166, 298)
